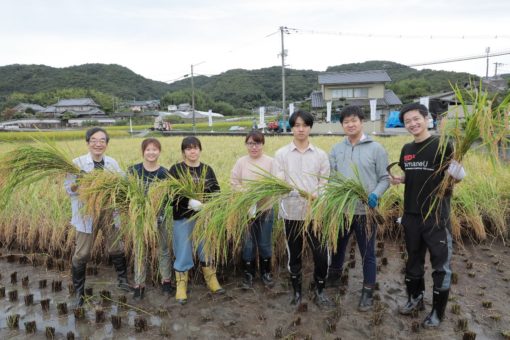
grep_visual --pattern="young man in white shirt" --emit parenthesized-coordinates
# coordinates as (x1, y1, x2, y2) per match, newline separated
(273, 111, 335, 309)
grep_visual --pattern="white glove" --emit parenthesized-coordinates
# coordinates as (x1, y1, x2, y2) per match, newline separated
(447, 160, 466, 181)
(288, 189, 300, 198)
(248, 204, 257, 218)
(188, 199, 203, 212)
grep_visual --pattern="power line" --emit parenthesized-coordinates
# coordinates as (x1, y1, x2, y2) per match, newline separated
(288, 27, 510, 40)
(407, 49, 510, 67)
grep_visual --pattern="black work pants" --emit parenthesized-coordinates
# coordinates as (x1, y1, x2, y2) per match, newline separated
(284, 219, 328, 280)
(402, 213, 453, 290)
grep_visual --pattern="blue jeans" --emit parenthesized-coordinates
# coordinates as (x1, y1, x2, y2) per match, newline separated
(329, 215, 377, 286)
(172, 218, 207, 272)
(242, 209, 274, 261)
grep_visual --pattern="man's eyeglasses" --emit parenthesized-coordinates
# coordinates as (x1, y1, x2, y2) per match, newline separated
(89, 139, 107, 145)
(246, 142, 262, 147)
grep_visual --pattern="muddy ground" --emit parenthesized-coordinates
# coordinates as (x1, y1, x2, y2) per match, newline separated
(1, 239, 509, 340)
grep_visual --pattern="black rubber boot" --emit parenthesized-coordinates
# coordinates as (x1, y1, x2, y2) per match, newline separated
(290, 273, 302, 305)
(399, 277, 425, 315)
(110, 253, 131, 292)
(358, 286, 374, 312)
(242, 260, 255, 290)
(422, 289, 449, 328)
(327, 268, 342, 288)
(313, 278, 336, 309)
(71, 263, 86, 308)
(161, 280, 175, 296)
(260, 257, 274, 288)
(133, 286, 145, 301)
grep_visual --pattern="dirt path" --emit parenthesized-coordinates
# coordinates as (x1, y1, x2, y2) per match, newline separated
(1, 239, 509, 339)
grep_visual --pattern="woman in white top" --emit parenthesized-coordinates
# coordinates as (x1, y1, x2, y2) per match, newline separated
(230, 130, 274, 289)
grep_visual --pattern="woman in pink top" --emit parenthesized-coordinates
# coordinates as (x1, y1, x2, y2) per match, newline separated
(230, 131, 274, 289)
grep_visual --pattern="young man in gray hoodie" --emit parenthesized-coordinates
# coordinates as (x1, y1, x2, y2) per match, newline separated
(328, 105, 389, 311)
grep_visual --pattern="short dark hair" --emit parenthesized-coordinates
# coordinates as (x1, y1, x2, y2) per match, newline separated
(85, 127, 110, 143)
(399, 103, 428, 123)
(141, 137, 162, 153)
(289, 110, 314, 128)
(181, 136, 202, 152)
(340, 105, 365, 123)
(245, 130, 265, 144)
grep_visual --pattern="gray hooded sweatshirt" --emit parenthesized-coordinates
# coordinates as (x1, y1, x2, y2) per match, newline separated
(329, 134, 390, 215)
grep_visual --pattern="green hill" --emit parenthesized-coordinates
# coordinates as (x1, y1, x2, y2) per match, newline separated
(0, 63, 170, 99)
(0, 61, 479, 113)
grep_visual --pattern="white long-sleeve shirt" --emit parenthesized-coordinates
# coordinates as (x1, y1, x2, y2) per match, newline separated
(273, 142, 330, 221)
(64, 153, 122, 234)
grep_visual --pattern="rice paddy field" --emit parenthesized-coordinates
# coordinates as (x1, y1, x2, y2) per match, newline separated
(0, 134, 509, 339)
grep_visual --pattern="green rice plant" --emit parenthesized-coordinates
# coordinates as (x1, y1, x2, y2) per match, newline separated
(311, 166, 373, 251)
(0, 139, 80, 208)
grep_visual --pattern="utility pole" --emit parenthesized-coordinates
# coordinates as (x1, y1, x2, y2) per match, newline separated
(280, 26, 288, 133)
(191, 64, 196, 133)
(485, 47, 491, 79)
(189, 61, 205, 134)
(494, 62, 504, 77)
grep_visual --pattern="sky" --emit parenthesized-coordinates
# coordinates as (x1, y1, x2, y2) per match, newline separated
(1, 0, 510, 83)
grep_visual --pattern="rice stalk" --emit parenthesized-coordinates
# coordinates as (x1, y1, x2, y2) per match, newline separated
(429, 82, 510, 220)
(311, 166, 374, 251)
(78, 171, 164, 276)
(193, 169, 303, 264)
(377, 185, 404, 239)
(451, 194, 486, 242)
(0, 139, 80, 207)
(191, 190, 235, 264)
(168, 165, 209, 202)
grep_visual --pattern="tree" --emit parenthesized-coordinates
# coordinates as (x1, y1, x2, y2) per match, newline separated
(1, 108, 16, 121)
(211, 101, 235, 115)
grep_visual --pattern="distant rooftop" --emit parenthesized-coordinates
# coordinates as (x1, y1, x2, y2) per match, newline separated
(318, 70, 391, 85)
(14, 103, 46, 112)
(54, 98, 99, 107)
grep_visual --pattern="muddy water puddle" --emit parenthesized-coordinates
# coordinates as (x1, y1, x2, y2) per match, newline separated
(1, 240, 509, 339)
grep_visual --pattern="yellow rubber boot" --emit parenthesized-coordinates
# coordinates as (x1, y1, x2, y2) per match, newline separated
(202, 266, 225, 294)
(175, 271, 188, 305)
